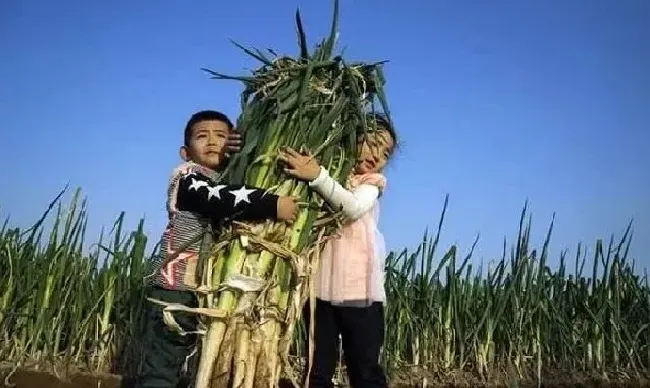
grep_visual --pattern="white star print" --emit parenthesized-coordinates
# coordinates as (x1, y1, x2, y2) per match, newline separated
(229, 186, 256, 207)
(207, 185, 226, 200)
(189, 178, 209, 191)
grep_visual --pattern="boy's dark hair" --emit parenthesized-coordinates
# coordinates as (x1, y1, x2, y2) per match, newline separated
(184, 110, 234, 146)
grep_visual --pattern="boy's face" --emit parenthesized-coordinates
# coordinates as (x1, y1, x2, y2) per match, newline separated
(180, 119, 230, 170)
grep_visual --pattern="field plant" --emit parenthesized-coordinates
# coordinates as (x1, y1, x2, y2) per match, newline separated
(1, 190, 648, 386)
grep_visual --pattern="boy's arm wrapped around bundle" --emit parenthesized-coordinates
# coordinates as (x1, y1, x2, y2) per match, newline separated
(175, 170, 298, 223)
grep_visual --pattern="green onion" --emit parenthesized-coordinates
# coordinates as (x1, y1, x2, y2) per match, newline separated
(192, 1, 394, 386)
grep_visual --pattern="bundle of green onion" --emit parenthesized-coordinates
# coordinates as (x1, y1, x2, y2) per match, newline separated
(192, 1, 392, 386)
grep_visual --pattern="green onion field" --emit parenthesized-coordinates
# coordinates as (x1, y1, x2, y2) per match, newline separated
(1, 189, 648, 387)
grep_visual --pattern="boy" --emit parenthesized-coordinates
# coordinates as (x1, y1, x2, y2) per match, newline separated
(135, 110, 298, 388)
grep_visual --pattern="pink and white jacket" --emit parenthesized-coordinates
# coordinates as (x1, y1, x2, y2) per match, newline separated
(309, 166, 387, 307)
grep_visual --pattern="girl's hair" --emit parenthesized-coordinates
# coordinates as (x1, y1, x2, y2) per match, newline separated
(366, 112, 398, 157)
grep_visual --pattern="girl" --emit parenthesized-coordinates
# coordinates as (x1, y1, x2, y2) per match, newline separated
(279, 114, 397, 388)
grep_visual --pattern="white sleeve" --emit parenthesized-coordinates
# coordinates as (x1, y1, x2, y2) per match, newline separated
(308, 167, 379, 220)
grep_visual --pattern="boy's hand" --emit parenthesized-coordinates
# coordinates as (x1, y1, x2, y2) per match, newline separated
(278, 147, 321, 181)
(225, 129, 243, 158)
(276, 196, 299, 222)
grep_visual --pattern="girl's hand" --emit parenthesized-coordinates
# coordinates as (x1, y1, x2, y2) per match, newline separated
(278, 147, 321, 181)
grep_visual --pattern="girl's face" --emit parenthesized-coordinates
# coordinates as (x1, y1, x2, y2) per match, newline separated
(355, 128, 394, 174)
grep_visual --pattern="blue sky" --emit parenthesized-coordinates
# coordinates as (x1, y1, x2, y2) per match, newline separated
(1, 0, 648, 274)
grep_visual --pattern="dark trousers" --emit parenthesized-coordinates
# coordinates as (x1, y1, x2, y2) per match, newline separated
(303, 298, 387, 388)
(134, 286, 199, 388)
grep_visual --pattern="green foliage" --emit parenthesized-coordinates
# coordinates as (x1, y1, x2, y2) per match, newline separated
(1, 190, 647, 382)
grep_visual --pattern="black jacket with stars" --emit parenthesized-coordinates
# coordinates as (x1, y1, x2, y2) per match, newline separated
(149, 161, 279, 291)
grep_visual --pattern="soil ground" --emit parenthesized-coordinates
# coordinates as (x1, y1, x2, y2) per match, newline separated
(2, 367, 650, 388)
